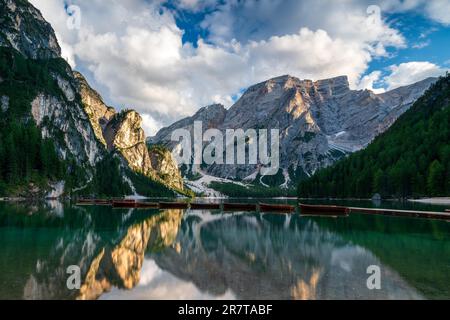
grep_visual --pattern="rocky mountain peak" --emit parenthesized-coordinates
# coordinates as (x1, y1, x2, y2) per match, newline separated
(74, 71, 116, 146)
(314, 75, 350, 96)
(0, 0, 185, 196)
(194, 103, 227, 127)
(0, 0, 61, 59)
(153, 73, 436, 186)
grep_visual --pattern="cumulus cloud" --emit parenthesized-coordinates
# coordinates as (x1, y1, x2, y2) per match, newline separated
(141, 113, 164, 137)
(385, 61, 448, 90)
(29, 0, 445, 137)
(356, 71, 386, 94)
(382, 0, 450, 25)
(200, 0, 405, 50)
(424, 0, 450, 25)
(174, 0, 217, 12)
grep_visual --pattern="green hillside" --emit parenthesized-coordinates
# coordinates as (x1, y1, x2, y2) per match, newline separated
(0, 47, 177, 198)
(298, 74, 450, 199)
(0, 47, 69, 196)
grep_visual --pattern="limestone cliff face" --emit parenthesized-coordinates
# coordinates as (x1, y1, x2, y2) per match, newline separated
(74, 72, 184, 191)
(104, 110, 153, 176)
(149, 146, 184, 190)
(152, 75, 437, 186)
(0, 0, 108, 192)
(30, 92, 104, 169)
(0, 0, 61, 59)
(0, 0, 185, 196)
(73, 72, 115, 147)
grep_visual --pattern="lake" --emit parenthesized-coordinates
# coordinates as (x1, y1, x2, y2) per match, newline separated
(0, 200, 449, 300)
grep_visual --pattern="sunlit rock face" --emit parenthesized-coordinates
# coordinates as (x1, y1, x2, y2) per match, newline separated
(0, 0, 104, 190)
(152, 75, 436, 185)
(75, 72, 184, 191)
(74, 72, 116, 147)
(0, 1, 106, 176)
(0, 0, 184, 194)
(149, 146, 184, 190)
(104, 110, 153, 175)
(0, 0, 60, 59)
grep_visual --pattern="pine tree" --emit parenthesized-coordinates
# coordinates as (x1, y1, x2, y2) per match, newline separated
(427, 160, 445, 196)
(298, 74, 450, 198)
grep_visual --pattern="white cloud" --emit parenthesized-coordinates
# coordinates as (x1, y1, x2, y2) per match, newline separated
(174, 0, 217, 12)
(356, 71, 386, 94)
(33, 0, 444, 137)
(141, 114, 163, 137)
(412, 40, 431, 49)
(200, 0, 406, 50)
(422, 0, 450, 25)
(384, 61, 447, 90)
(381, 0, 450, 25)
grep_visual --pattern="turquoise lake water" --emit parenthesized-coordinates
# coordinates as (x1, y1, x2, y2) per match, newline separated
(0, 200, 449, 300)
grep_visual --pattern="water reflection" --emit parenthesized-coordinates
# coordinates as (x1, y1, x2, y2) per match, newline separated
(0, 201, 449, 300)
(79, 209, 183, 300)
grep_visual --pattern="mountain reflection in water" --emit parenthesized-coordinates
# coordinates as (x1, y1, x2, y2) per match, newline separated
(0, 201, 449, 300)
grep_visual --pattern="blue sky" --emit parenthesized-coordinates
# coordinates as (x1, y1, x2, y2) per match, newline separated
(367, 11, 450, 87)
(31, 0, 450, 135)
(164, 0, 450, 92)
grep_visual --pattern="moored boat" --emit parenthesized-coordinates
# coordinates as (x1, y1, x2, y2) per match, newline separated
(94, 199, 112, 206)
(299, 203, 349, 216)
(190, 203, 221, 210)
(76, 200, 96, 206)
(259, 203, 296, 213)
(223, 203, 257, 212)
(112, 200, 136, 208)
(159, 202, 189, 209)
(76, 199, 110, 206)
(135, 202, 158, 209)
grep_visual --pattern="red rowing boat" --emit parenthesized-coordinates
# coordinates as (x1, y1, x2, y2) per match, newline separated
(77, 199, 111, 206)
(259, 203, 296, 213)
(94, 199, 112, 206)
(159, 202, 189, 209)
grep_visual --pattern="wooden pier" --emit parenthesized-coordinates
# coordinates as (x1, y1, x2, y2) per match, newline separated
(348, 206, 450, 222)
(75, 199, 450, 221)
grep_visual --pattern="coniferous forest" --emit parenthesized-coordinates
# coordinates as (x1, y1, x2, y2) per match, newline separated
(0, 47, 68, 195)
(0, 47, 179, 197)
(298, 74, 450, 199)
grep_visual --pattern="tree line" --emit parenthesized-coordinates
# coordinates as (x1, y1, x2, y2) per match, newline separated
(298, 74, 450, 199)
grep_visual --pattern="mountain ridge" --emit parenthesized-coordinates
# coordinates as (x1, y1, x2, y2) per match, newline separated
(298, 73, 450, 198)
(151, 73, 437, 191)
(0, 0, 185, 197)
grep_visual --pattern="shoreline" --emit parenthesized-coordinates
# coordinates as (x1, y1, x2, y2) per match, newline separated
(2, 196, 450, 205)
(409, 198, 450, 205)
